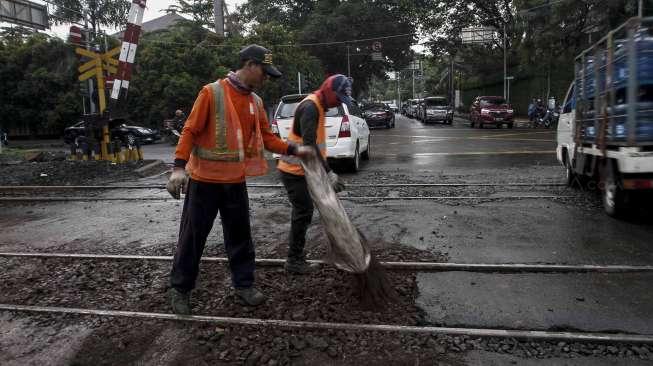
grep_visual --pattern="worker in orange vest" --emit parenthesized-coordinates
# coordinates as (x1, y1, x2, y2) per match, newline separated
(277, 74, 351, 274)
(166, 44, 311, 314)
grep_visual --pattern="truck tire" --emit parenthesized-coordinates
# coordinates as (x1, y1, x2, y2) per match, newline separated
(601, 161, 628, 218)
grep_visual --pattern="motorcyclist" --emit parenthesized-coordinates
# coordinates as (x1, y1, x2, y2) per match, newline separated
(173, 109, 186, 131)
(533, 98, 547, 128)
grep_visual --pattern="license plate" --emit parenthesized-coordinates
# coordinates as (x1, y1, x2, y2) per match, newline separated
(495, 117, 503, 122)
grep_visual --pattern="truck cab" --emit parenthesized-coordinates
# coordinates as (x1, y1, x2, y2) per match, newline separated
(556, 82, 576, 183)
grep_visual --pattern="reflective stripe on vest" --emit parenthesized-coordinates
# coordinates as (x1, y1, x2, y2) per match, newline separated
(185, 80, 268, 182)
(277, 94, 327, 176)
(192, 82, 244, 162)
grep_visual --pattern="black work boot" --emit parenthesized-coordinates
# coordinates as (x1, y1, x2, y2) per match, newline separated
(284, 259, 320, 274)
(234, 287, 266, 306)
(169, 288, 191, 315)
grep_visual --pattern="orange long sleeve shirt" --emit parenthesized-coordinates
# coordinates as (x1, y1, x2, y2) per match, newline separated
(174, 79, 289, 183)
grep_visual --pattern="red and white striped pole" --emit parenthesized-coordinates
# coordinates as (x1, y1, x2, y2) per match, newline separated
(111, 0, 146, 102)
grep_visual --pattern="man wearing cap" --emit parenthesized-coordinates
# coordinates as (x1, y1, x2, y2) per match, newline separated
(166, 44, 310, 314)
(277, 74, 351, 274)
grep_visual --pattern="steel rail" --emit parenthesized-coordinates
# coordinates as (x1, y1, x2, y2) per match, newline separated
(0, 195, 575, 202)
(1, 303, 652, 344)
(0, 182, 567, 190)
(1, 252, 651, 273)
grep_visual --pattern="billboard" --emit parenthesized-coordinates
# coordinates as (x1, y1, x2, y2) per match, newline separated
(460, 27, 496, 45)
(0, 0, 49, 30)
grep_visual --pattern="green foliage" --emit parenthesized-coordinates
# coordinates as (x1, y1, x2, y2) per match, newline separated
(0, 33, 81, 136)
(237, 0, 417, 97)
(51, 0, 130, 33)
(126, 20, 324, 127)
(166, 0, 215, 28)
(412, 0, 649, 114)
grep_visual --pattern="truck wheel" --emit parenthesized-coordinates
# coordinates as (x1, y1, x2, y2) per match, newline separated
(602, 162, 628, 218)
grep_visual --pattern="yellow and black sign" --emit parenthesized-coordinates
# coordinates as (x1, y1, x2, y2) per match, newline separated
(76, 46, 120, 114)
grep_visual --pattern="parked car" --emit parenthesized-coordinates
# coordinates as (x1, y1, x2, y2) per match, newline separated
(421, 96, 453, 124)
(469, 96, 514, 128)
(272, 94, 371, 172)
(406, 99, 419, 118)
(382, 100, 399, 112)
(362, 103, 395, 129)
(63, 118, 160, 145)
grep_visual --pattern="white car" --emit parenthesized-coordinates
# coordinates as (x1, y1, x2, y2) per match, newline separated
(271, 94, 370, 172)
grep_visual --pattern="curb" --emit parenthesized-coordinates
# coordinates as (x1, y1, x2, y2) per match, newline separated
(134, 160, 167, 177)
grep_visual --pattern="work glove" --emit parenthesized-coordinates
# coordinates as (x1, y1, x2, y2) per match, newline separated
(166, 168, 188, 199)
(295, 145, 315, 158)
(327, 171, 345, 193)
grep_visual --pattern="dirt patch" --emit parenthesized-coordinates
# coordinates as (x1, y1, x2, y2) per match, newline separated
(0, 158, 165, 186)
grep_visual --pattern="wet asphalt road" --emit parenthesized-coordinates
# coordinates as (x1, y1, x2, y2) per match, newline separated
(3, 114, 653, 364)
(48, 115, 653, 335)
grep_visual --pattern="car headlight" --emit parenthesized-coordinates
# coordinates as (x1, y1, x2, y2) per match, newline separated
(137, 128, 150, 134)
(481, 108, 490, 115)
(507, 109, 514, 114)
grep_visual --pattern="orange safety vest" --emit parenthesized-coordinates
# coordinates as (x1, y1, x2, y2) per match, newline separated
(186, 80, 267, 181)
(277, 93, 327, 176)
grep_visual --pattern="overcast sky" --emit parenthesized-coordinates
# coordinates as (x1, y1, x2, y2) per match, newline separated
(1, 0, 245, 39)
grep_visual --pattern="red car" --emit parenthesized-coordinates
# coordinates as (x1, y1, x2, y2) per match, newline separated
(469, 96, 514, 128)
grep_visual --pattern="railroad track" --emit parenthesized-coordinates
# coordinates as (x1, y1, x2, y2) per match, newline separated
(0, 195, 576, 202)
(1, 252, 651, 273)
(0, 182, 568, 190)
(0, 182, 575, 202)
(1, 303, 651, 344)
(1, 252, 652, 345)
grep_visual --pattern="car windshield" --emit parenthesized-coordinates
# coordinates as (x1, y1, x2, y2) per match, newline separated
(276, 102, 342, 118)
(480, 98, 506, 106)
(362, 104, 386, 111)
(425, 99, 448, 107)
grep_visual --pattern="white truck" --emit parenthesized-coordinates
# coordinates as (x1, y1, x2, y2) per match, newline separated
(557, 16, 653, 217)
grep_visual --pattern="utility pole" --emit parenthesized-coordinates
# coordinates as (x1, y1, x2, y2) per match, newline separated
(639, 0, 643, 17)
(214, 0, 224, 36)
(297, 72, 302, 94)
(347, 45, 351, 77)
(396, 71, 401, 108)
(83, 24, 96, 114)
(450, 56, 454, 104)
(412, 68, 415, 99)
(503, 22, 507, 99)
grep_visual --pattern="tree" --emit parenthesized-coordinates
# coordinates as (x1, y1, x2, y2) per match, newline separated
(50, 0, 130, 33)
(298, 0, 417, 97)
(0, 33, 81, 136)
(125, 20, 324, 127)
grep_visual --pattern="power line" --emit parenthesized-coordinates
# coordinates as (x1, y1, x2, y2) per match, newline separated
(142, 32, 415, 49)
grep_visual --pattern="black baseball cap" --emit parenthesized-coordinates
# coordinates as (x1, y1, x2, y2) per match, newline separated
(239, 44, 282, 78)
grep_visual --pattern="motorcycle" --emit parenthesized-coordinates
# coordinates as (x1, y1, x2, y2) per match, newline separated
(533, 106, 559, 129)
(162, 119, 183, 145)
(533, 106, 550, 128)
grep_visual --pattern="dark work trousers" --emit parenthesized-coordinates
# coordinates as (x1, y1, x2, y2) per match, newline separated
(280, 171, 314, 262)
(170, 179, 255, 293)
